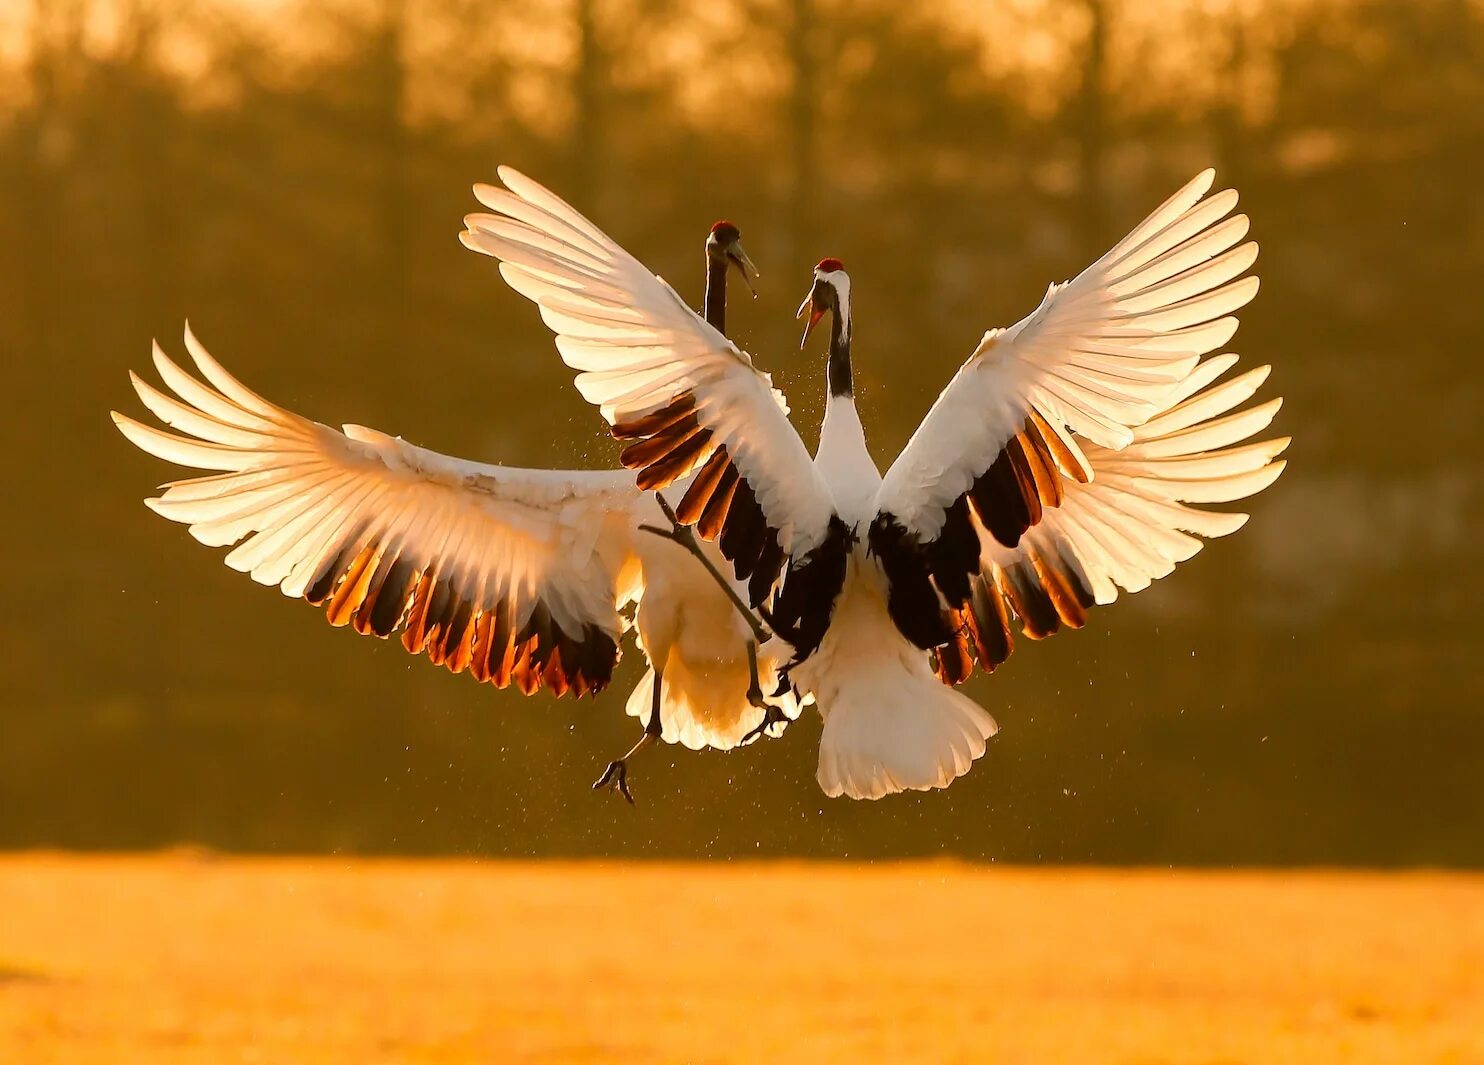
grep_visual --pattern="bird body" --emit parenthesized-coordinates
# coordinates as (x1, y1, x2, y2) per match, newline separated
(616, 220, 800, 754)
(782, 264, 1000, 799)
(789, 548, 1001, 800)
(628, 526, 799, 751)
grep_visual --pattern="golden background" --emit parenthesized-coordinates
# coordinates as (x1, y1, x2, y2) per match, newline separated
(2, 0, 1480, 862)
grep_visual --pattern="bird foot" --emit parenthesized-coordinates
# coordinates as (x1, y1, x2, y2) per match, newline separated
(739, 701, 791, 746)
(592, 759, 636, 805)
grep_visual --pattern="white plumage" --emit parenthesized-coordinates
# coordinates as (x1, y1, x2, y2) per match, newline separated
(461, 170, 837, 562)
(118, 330, 636, 638)
(116, 165, 1286, 802)
(458, 166, 1285, 800)
(874, 169, 1257, 537)
(115, 335, 799, 750)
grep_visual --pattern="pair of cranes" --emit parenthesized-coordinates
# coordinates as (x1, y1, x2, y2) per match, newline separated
(113, 166, 1286, 802)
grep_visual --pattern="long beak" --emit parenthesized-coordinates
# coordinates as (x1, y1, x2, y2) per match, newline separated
(796, 287, 826, 349)
(727, 243, 759, 298)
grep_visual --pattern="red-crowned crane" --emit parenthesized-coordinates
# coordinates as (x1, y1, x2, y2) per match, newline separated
(460, 166, 1287, 800)
(112, 217, 798, 804)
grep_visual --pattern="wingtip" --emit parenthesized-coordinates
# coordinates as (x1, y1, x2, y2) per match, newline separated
(182, 320, 210, 371)
(150, 338, 177, 379)
(111, 410, 150, 448)
(471, 182, 501, 209)
(182, 320, 211, 369)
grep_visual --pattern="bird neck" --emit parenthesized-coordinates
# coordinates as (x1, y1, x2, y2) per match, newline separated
(818, 376, 878, 520)
(704, 252, 727, 333)
(827, 298, 852, 398)
(818, 290, 872, 487)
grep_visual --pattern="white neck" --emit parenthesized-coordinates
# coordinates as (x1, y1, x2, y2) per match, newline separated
(816, 391, 880, 523)
(831, 274, 852, 343)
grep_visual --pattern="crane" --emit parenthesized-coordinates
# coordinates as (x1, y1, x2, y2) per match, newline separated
(112, 216, 796, 805)
(461, 166, 1287, 799)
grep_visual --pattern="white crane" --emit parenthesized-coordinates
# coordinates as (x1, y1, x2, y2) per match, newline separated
(112, 216, 798, 804)
(457, 166, 1286, 799)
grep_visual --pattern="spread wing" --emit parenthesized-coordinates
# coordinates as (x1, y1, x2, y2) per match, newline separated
(929, 355, 1287, 683)
(112, 327, 646, 697)
(870, 169, 1265, 651)
(459, 167, 847, 656)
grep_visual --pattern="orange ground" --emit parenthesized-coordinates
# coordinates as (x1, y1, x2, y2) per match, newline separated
(1, 854, 1481, 1064)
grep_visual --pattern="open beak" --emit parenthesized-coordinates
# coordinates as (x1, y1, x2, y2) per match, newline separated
(796, 283, 826, 349)
(726, 242, 759, 298)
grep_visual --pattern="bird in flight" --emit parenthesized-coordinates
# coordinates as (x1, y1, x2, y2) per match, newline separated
(115, 166, 1285, 802)
(114, 215, 794, 805)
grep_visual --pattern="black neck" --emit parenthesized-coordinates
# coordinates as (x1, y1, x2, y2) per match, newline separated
(704, 252, 727, 333)
(827, 306, 852, 398)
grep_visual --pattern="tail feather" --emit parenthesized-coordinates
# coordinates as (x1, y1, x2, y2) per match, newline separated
(816, 670, 998, 800)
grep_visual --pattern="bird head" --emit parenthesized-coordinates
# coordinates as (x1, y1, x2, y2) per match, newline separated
(707, 221, 759, 296)
(796, 258, 850, 348)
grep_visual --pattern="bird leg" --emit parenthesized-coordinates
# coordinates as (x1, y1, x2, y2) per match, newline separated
(639, 494, 791, 743)
(592, 669, 666, 805)
(638, 495, 772, 645)
(738, 639, 792, 746)
(745, 640, 771, 709)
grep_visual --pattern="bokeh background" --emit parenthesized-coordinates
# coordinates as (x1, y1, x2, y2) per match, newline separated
(2, 0, 1480, 864)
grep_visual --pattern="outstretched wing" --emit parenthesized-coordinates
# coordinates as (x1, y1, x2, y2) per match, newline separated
(930, 355, 1287, 683)
(459, 168, 846, 656)
(871, 169, 1263, 649)
(112, 327, 645, 697)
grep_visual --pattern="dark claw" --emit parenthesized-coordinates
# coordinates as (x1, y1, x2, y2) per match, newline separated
(592, 759, 636, 805)
(739, 702, 791, 746)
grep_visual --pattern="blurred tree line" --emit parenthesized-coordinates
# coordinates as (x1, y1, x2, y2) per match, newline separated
(1, 0, 1480, 863)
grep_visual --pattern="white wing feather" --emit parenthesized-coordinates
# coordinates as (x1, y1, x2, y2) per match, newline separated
(113, 327, 645, 691)
(876, 169, 1259, 539)
(459, 166, 837, 556)
(985, 356, 1288, 610)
